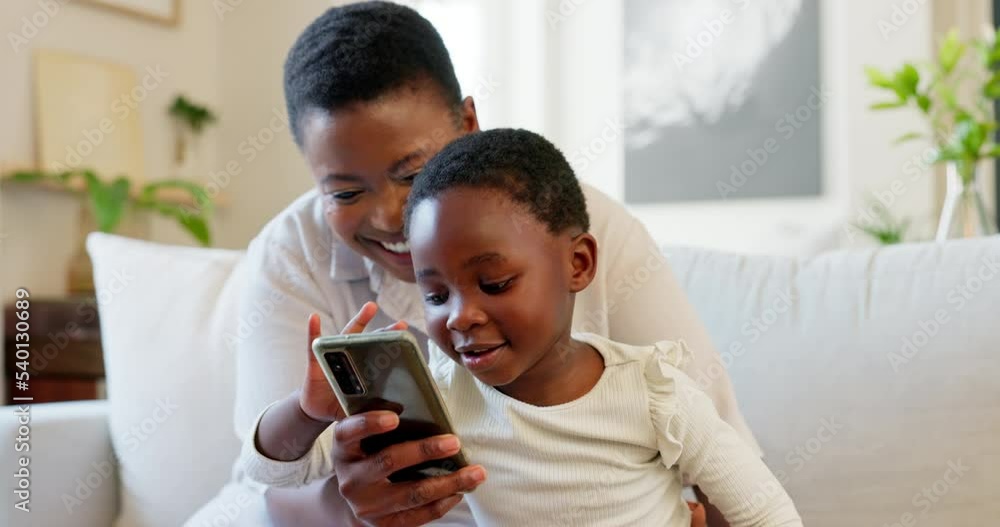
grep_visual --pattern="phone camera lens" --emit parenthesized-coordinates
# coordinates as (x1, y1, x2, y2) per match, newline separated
(325, 351, 365, 395)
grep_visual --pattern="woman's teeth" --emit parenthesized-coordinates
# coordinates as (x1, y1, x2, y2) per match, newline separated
(379, 240, 410, 254)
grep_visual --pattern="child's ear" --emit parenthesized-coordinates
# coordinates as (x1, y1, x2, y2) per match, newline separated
(568, 232, 598, 293)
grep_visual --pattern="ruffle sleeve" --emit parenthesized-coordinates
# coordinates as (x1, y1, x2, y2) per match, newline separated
(644, 339, 692, 470)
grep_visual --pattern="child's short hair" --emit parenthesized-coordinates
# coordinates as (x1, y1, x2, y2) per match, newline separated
(405, 128, 590, 235)
(284, 1, 463, 146)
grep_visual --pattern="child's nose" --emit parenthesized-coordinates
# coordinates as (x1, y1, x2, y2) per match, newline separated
(446, 298, 488, 332)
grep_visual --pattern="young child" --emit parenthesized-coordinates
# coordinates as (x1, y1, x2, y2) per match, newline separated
(401, 128, 803, 526)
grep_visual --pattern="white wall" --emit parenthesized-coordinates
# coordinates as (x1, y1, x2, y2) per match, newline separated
(545, 0, 945, 256)
(0, 1, 334, 297)
(210, 1, 328, 249)
(0, 0, 222, 297)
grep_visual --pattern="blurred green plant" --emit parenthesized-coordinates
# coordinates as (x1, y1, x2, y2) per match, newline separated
(865, 28, 1000, 184)
(853, 203, 911, 246)
(169, 95, 217, 134)
(3, 169, 213, 246)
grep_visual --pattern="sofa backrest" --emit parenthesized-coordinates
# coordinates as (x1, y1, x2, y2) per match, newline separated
(90, 232, 1000, 527)
(666, 236, 1000, 527)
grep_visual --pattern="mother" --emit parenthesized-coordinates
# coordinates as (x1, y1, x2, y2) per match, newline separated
(211, 2, 759, 526)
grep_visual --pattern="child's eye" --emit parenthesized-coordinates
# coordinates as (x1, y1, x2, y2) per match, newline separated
(480, 278, 513, 295)
(424, 292, 448, 305)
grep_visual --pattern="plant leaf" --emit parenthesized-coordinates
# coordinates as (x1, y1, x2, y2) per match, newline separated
(870, 100, 907, 110)
(893, 132, 924, 145)
(178, 214, 211, 246)
(894, 63, 920, 99)
(86, 174, 130, 233)
(916, 94, 932, 113)
(937, 84, 958, 109)
(984, 72, 1000, 98)
(140, 180, 214, 215)
(141, 201, 212, 246)
(938, 29, 965, 74)
(864, 66, 895, 89)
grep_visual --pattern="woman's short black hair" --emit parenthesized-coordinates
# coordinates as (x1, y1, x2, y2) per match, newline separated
(284, 1, 463, 146)
(405, 129, 590, 236)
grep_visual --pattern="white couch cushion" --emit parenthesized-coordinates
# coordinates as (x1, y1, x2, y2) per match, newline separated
(666, 236, 1000, 527)
(87, 233, 245, 527)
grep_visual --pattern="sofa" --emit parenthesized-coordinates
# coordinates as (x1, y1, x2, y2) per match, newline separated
(2, 232, 999, 527)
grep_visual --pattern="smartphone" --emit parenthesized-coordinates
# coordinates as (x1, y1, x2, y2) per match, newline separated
(312, 330, 469, 482)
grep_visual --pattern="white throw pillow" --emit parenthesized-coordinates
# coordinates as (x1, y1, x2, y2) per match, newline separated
(666, 236, 1000, 527)
(87, 233, 245, 527)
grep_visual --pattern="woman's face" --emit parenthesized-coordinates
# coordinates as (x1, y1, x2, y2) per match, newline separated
(300, 86, 479, 282)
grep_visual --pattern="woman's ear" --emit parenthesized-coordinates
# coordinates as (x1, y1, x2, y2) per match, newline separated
(460, 96, 480, 133)
(568, 232, 598, 293)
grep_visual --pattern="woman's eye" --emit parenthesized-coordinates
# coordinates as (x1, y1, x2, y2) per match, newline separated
(424, 292, 448, 305)
(480, 279, 513, 295)
(401, 172, 420, 184)
(327, 190, 363, 202)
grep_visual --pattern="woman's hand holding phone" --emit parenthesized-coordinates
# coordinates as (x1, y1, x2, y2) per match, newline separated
(307, 302, 488, 526)
(298, 302, 407, 423)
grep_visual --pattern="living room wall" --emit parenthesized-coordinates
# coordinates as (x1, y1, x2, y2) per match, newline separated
(0, 0, 222, 298)
(0, 0, 329, 298)
(547, 0, 950, 256)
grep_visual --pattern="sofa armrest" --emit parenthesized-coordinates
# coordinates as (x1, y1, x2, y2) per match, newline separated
(1, 400, 118, 527)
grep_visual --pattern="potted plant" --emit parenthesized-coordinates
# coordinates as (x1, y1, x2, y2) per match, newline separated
(866, 28, 1000, 241)
(4, 169, 213, 293)
(168, 94, 217, 172)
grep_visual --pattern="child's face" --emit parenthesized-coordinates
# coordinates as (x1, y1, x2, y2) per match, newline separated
(409, 187, 596, 389)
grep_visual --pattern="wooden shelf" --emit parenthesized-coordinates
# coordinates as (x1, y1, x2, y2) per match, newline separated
(1, 162, 228, 208)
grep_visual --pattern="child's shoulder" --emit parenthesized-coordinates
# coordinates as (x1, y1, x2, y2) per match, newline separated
(572, 332, 690, 372)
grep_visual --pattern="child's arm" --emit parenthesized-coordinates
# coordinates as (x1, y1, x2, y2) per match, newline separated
(241, 304, 406, 488)
(662, 375, 803, 526)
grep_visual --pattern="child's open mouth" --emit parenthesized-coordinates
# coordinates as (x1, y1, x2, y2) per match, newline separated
(456, 342, 507, 371)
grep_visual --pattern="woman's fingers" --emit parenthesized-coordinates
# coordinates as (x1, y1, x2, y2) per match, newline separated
(375, 320, 408, 332)
(380, 466, 486, 514)
(305, 313, 328, 382)
(341, 302, 378, 334)
(380, 494, 465, 527)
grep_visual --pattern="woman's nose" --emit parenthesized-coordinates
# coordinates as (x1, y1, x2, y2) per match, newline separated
(446, 298, 488, 332)
(370, 186, 407, 232)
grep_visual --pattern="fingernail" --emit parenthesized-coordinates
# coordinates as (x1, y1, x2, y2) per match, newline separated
(379, 413, 398, 428)
(467, 466, 486, 483)
(439, 436, 460, 452)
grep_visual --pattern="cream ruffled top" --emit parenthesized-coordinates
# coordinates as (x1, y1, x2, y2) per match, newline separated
(428, 333, 803, 527)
